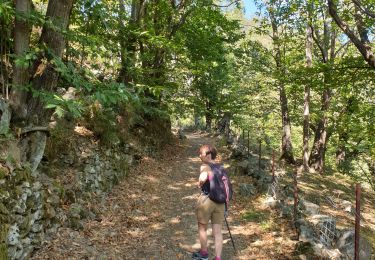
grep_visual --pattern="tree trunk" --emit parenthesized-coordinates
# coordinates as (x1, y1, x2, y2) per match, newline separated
(10, 0, 32, 121)
(118, 0, 143, 84)
(308, 15, 338, 173)
(279, 85, 295, 163)
(11, 0, 74, 172)
(216, 112, 231, 137)
(26, 0, 74, 125)
(336, 96, 355, 169)
(309, 84, 331, 172)
(336, 131, 348, 168)
(269, 9, 295, 164)
(303, 21, 313, 171)
(194, 115, 201, 129)
(205, 100, 212, 130)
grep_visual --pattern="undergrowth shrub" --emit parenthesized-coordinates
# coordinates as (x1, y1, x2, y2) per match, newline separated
(45, 122, 75, 162)
(81, 101, 123, 147)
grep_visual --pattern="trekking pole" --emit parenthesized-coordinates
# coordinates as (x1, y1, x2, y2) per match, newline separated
(224, 216, 237, 255)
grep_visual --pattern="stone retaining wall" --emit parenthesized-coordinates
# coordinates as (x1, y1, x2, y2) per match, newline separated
(0, 139, 138, 259)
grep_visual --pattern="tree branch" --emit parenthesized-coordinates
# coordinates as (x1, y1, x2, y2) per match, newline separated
(169, 8, 194, 38)
(334, 40, 351, 57)
(20, 126, 49, 135)
(311, 26, 327, 63)
(351, 0, 375, 18)
(328, 0, 375, 68)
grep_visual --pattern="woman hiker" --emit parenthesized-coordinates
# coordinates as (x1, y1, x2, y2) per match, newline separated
(192, 144, 225, 260)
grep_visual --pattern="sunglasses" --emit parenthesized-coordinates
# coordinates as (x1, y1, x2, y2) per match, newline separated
(199, 151, 211, 156)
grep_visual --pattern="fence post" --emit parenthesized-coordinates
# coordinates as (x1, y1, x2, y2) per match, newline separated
(355, 183, 361, 260)
(293, 167, 299, 230)
(258, 139, 262, 171)
(247, 130, 250, 158)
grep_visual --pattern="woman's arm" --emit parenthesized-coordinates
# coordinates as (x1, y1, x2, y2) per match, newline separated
(198, 164, 211, 187)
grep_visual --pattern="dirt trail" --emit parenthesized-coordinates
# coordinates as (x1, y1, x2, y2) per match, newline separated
(32, 132, 295, 260)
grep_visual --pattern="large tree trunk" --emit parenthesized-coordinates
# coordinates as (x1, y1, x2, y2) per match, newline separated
(26, 0, 75, 125)
(216, 112, 231, 137)
(309, 87, 331, 172)
(308, 14, 336, 173)
(10, 0, 32, 121)
(10, 0, 74, 172)
(269, 9, 295, 164)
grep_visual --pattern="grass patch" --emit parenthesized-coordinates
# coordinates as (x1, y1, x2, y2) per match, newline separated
(242, 210, 269, 222)
(260, 220, 272, 231)
(362, 227, 375, 248)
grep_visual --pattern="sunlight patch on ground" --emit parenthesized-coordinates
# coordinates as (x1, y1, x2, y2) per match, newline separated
(74, 125, 94, 136)
(151, 195, 161, 200)
(184, 182, 196, 187)
(133, 216, 148, 221)
(230, 224, 255, 235)
(150, 223, 163, 230)
(182, 194, 197, 201)
(169, 216, 181, 224)
(251, 239, 264, 247)
(98, 217, 115, 227)
(126, 228, 143, 237)
(181, 211, 195, 217)
(167, 185, 182, 190)
(129, 193, 141, 199)
(144, 175, 159, 183)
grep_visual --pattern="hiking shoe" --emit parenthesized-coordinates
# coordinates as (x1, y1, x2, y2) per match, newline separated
(192, 250, 209, 260)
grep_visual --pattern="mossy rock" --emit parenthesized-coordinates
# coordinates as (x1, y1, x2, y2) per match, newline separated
(69, 218, 84, 230)
(63, 189, 76, 204)
(0, 165, 9, 179)
(19, 213, 32, 238)
(0, 190, 10, 200)
(13, 186, 23, 197)
(12, 169, 32, 185)
(26, 198, 36, 210)
(0, 203, 9, 215)
(0, 214, 9, 223)
(43, 204, 56, 219)
(293, 241, 315, 256)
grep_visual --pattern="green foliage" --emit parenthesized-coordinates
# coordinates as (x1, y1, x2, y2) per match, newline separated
(242, 209, 269, 222)
(0, 224, 8, 260)
(83, 107, 122, 146)
(3, 0, 374, 188)
(170, 5, 244, 126)
(0, 0, 13, 22)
